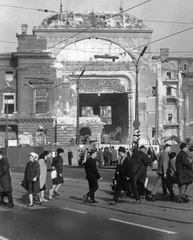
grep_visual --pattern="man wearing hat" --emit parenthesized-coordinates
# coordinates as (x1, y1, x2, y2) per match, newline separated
(83, 149, 102, 203)
(108, 146, 132, 205)
(0, 150, 14, 208)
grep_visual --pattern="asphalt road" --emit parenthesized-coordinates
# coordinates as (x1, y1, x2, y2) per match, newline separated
(0, 166, 192, 240)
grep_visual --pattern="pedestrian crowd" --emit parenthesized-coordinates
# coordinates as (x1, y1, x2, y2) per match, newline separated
(0, 148, 65, 208)
(1, 142, 193, 208)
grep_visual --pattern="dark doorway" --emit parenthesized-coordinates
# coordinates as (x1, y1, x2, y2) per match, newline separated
(79, 93, 128, 141)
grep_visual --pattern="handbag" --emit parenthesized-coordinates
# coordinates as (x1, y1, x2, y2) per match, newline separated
(51, 170, 57, 179)
(20, 180, 28, 191)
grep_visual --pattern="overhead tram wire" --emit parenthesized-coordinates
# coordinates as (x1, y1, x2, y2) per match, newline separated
(0, 4, 59, 13)
(62, 25, 193, 73)
(143, 19, 193, 25)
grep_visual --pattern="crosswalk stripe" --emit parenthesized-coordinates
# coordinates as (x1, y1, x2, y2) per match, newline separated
(109, 218, 178, 234)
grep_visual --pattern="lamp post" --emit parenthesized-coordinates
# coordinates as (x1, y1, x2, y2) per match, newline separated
(75, 69, 85, 146)
(133, 46, 148, 125)
(5, 98, 9, 148)
(166, 84, 188, 142)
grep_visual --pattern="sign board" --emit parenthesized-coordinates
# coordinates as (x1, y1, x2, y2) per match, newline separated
(133, 120, 140, 129)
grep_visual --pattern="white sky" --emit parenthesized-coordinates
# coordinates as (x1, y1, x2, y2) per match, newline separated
(0, 0, 193, 57)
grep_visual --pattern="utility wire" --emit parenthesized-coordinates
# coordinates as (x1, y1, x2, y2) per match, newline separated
(0, 4, 58, 13)
(143, 19, 193, 25)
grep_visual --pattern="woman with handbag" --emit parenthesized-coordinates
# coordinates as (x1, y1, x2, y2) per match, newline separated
(22, 152, 40, 207)
(51, 148, 64, 197)
(176, 143, 193, 203)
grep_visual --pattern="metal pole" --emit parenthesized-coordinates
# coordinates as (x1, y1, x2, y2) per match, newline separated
(5, 98, 9, 148)
(76, 80, 80, 146)
(42, 91, 45, 147)
(135, 66, 139, 123)
(183, 92, 186, 142)
(76, 69, 85, 146)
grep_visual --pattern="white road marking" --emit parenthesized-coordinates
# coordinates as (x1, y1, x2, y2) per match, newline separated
(62, 207, 87, 214)
(0, 235, 10, 240)
(109, 218, 178, 235)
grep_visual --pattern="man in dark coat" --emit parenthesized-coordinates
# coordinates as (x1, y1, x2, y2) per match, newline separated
(176, 143, 193, 203)
(67, 149, 73, 166)
(84, 149, 101, 203)
(108, 146, 132, 205)
(131, 145, 153, 204)
(0, 151, 14, 208)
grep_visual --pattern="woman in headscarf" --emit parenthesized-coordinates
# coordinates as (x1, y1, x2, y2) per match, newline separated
(23, 152, 40, 207)
(51, 148, 64, 197)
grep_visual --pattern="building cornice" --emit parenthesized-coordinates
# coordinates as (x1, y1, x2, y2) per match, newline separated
(33, 28, 153, 35)
(0, 54, 12, 60)
(12, 52, 52, 59)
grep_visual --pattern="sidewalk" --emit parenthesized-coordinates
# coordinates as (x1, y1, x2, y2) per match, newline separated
(10, 171, 193, 225)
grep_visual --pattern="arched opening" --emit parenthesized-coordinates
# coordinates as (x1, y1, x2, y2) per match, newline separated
(80, 127, 92, 144)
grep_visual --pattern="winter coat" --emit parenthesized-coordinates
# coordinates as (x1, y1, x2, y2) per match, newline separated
(114, 154, 132, 190)
(23, 160, 40, 194)
(133, 151, 152, 184)
(51, 155, 64, 184)
(38, 158, 47, 189)
(111, 149, 118, 162)
(176, 150, 193, 185)
(157, 150, 169, 175)
(45, 157, 53, 190)
(0, 156, 12, 193)
(84, 157, 101, 180)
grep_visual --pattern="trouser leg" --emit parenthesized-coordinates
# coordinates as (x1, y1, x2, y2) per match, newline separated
(131, 179, 140, 200)
(179, 184, 186, 197)
(161, 175, 167, 195)
(165, 178, 175, 197)
(6, 192, 13, 205)
(151, 175, 162, 196)
(113, 178, 123, 202)
(87, 179, 99, 200)
(184, 183, 193, 196)
(137, 181, 145, 197)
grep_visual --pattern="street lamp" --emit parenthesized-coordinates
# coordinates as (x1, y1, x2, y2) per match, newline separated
(165, 84, 188, 142)
(75, 69, 85, 146)
(133, 46, 148, 125)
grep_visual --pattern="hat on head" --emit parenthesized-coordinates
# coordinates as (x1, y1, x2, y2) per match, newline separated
(118, 146, 126, 153)
(56, 148, 64, 154)
(139, 145, 146, 150)
(29, 152, 39, 161)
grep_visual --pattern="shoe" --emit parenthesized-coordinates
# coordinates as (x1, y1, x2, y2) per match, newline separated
(54, 191, 59, 196)
(42, 199, 48, 202)
(182, 195, 189, 203)
(108, 200, 117, 205)
(90, 200, 98, 204)
(28, 204, 34, 207)
(83, 195, 89, 202)
(170, 195, 177, 201)
(133, 200, 141, 205)
(147, 194, 156, 202)
(178, 198, 183, 204)
(7, 204, 14, 208)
